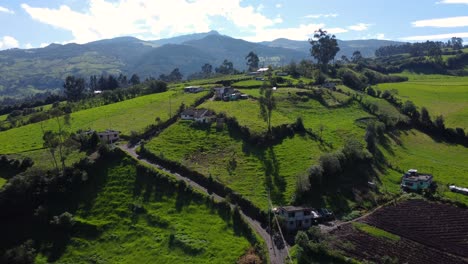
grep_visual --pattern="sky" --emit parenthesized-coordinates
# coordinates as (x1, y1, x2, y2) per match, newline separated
(1, 0, 468, 50)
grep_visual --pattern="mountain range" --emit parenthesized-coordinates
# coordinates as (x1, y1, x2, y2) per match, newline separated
(0, 30, 403, 99)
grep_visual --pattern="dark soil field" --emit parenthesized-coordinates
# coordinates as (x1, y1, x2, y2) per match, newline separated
(331, 224, 466, 264)
(362, 199, 468, 258)
(330, 199, 468, 264)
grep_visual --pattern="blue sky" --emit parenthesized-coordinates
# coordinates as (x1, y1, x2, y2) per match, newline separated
(1, 0, 468, 49)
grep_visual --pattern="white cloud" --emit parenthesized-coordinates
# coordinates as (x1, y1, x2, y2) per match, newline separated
(400, 32, 468, 41)
(256, 4, 264, 12)
(437, 0, 468, 4)
(0, 6, 14, 14)
(275, 3, 282, 8)
(21, 0, 281, 44)
(40, 43, 49, 48)
(273, 15, 283, 24)
(412, 16, 468, 27)
(304, 13, 338, 19)
(0, 36, 19, 50)
(375, 33, 385, 40)
(243, 23, 325, 42)
(325, 27, 348, 34)
(24, 43, 33, 49)
(348, 23, 371, 31)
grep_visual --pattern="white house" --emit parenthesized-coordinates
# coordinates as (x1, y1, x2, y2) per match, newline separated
(97, 129, 120, 143)
(180, 108, 215, 123)
(184, 86, 204, 93)
(277, 206, 318, 231)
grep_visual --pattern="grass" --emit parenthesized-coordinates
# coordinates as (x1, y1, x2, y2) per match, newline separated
(379, 129, 468, 205)
(48, 156, 250, 264)
(0, 177, 6, 188)
(352, 222, 400, 241)
(0, 90, 207, 154)
(377, 73, 468, 128)
(145, 121, 324, 209)
(7, 148, 86, 171)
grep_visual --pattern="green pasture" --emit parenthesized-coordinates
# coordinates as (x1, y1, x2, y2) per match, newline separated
(47, 157, 250, 264)
(378, 74, 468, 128)
(0, 91, 207, 154)
(379, 129, 468, 205)
(145, 121, 324, 209)
(7, 148, 86, 172)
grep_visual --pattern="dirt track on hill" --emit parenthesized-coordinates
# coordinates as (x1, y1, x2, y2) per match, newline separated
(118, 143, 289, 264)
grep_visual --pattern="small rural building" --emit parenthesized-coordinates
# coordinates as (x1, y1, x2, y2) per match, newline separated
(97, 129, 120, 143)
(93, 90, 103, 95)
(184, 86, 204, 93)
(213, 87, 242, 101)
(180, 108, 215, 123)
(257, 67, 269, 74)
(401, 169, 433, 191)
(277, 206, 319, 231)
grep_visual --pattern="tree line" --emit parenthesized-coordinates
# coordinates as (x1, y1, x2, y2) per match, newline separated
(375, 37, 464, 57)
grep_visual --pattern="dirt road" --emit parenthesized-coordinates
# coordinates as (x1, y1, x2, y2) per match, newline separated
(118, 144, 289, 264)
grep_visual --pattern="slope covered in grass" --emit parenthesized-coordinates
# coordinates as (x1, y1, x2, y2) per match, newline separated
(379, 129, 468, 204)
(378, 73, 468, 128)
(145, 121, 324, 209)
(0, 90, 207, 154)
(47, 155, 250, 264)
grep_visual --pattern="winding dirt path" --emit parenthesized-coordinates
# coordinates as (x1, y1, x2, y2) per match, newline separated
(118, 143, 288, 264)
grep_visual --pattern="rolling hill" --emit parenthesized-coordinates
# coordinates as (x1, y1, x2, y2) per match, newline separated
(0, 31, 403, 100)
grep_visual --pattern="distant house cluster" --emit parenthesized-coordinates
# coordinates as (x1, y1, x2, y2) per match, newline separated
(180, 108, 216, 123)
(214, 87, 248, 101)
(184, 86, 204, 93)
(401, 169, 433, 191)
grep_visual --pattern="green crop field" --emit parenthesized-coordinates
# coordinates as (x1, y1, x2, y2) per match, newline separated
(378, 73, 468, 128)
(352, 222, 400, 241)
(145, 121, 324, 209)
(379, 129, 468, 205)
(42, 156, 250, 264)
(0, 91, 208, 154)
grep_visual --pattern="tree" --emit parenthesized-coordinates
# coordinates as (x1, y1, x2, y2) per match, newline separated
(309, 29, 340, 70)
(169, 68, 183, 81)
(420, 107, 432, 125)
(245, 51, 259, 71)
(259, 84, 276, 133)
(448, 37, 463, 50)
(351, 50, 363, 63)
(215, 59, 235, 74)
(63, 75, 86, 101)
(201, 63, 212, 76)
(428, 42, 442, 64)
(129, 74, 141, 85)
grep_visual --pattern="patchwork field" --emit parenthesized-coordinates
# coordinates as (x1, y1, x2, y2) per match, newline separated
(378, 73, 468, 128)
(379, 129, 468, 204)
(0, 90, 208, 154)
(43, 156, 250, 264)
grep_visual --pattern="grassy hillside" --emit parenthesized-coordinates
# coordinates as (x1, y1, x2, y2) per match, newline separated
(39, 156, 250, 263)
(0, 90, 207, 154)
(144, 121, 324, 209)
(379, 129, 468, 205)
(377, 73, 468, 128)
